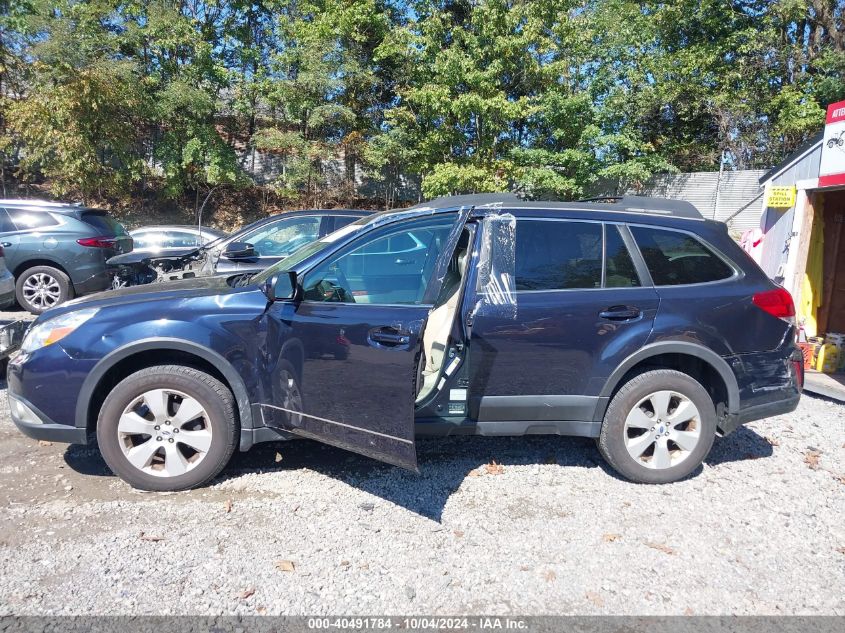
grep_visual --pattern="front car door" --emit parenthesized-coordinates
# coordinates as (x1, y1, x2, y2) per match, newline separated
(261, 210, 469, 469)
(467, 215, 660, 425)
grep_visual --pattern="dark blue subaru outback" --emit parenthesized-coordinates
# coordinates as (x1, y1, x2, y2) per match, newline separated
(8, 194, 803, 491)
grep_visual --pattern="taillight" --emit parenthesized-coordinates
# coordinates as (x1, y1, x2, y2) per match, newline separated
(752, 287, 795, 322)
(77, 236, 117, 248)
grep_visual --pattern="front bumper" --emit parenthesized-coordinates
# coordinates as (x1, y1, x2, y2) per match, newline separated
(8, 392, 88, 444)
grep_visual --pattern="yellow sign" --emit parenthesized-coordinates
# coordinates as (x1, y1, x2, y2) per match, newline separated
(765, 186, 797, 208)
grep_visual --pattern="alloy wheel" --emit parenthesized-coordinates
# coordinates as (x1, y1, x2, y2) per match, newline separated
(623, 390, 702, 470)
(22, 273, 61, 309)
(117, 388, 212, 478)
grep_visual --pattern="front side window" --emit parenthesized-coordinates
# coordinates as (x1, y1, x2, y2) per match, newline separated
(630, 226, 734, 285)
(303, 216, 456, 305)
(515, 220, 602, 290)
(241, 216, 322, 257)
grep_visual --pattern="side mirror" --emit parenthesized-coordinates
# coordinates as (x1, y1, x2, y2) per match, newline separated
(223, 241, 255, 259)
(262, 271, 298, 302)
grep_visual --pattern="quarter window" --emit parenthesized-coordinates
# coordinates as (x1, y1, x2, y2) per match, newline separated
(630, 226, 734, 285)
(515, 220, 602, 290)
(303, 216, 455, 305)
(8, 209, 58, 230)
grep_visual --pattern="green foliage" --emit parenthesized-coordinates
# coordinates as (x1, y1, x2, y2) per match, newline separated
(0, 0, 842, 207)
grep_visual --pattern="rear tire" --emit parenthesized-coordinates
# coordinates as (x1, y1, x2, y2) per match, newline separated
(597, 369, 716, 484)
(97, 365, 238, 491)
(16, 265, 73, 314)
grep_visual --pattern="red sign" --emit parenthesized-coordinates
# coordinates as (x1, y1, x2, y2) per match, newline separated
(826, 100, 845, 125)
(820, 100, 845, 188)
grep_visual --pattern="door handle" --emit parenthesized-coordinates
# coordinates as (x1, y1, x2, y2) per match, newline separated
(599, 305, 642, 321)
(368, 327, 410, 347)
(394, 258, 415, 265)
(1, 242, 11, 248)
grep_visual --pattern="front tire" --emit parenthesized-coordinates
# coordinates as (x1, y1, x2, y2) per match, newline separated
(597, 369, 716, 484)
(16, 265, 73, 314)
(97, 365, 238, 491)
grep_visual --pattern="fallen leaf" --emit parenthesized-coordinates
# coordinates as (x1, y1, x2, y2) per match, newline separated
(237, 587, 255, 599)
(836, 547, 845, 555)
(766, 436, 780, 447)
(585, 591, 604, 607)
(684, 607, 694, 615)
(340, 560, 350, 567)
(543, 570, 556, 582)
(275, 559, 295, 572)
(453, 530, 464, 538)
(38, 440, 53, 447)
(645, 541, 676, 555)
(224, 499, 233, 513)
(467, 469, 480, 477)
(139, 532, 164, 542)
(274, 452, 283, 463)
(256, 607, 267, 615)
(602, 533, 622, 543)
(834, 474, 845, 485)
(485, 460, 504, 475)
(519, 565, 531, 572)
(804, 450, 822, 470)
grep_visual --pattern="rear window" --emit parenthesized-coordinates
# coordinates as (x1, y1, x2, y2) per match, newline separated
(630, 226, 734, 285)
(8, 208, 58, 230)
(81, 211, 127, 236)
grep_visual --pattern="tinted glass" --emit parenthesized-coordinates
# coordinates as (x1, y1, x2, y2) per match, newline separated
(8, 209, 58, 230)
(0, 209, 16, 233)
(303, 216, 455, 304)
(81, 211, 127, 235)
(605, 225, 641, 287)
(515, 220, 602, 290)
(333, 215, 359, 231)
(241, 216, 321, 257)
(630, 226, 733, 285)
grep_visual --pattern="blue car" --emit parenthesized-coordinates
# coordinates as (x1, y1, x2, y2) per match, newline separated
(8, 194, 803, 491)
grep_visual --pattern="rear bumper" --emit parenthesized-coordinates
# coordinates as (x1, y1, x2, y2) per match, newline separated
(720, 343, 803, 436)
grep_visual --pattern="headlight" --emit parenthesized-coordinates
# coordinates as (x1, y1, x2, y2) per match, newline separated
(20, 308, 100, 354)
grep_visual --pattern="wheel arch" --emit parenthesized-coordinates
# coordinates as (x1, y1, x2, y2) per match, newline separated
(13, 258, 72, 281)
(597, 342, 740, 422)
(76, 338, 254, 434)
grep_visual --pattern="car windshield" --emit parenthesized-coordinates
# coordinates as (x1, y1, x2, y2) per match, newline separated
(252, 215, 374, 284)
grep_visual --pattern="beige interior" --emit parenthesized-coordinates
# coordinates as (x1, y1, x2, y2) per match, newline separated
(416, 248, 469, 401)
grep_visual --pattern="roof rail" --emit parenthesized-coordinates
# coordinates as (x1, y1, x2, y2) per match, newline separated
(0, 199, 83, 208)
(411, 192, 522, 210)
(576, 195, 703, 219)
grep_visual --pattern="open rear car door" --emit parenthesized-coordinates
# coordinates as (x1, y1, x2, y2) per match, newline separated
(262, 206, 474, 470)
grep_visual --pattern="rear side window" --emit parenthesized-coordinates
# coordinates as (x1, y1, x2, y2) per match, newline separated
(8, 209, 58, 230)
(630, 226, 734, 285)
(515, 220, 602, 290)
(82, 211, 127, 236)
(605, 226, 641, 287)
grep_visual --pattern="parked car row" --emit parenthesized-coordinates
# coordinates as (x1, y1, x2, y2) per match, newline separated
(8, 193, 803, 492)
(0, 200, 368, 314)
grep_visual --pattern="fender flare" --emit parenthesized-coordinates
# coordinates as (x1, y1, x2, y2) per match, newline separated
(75, 337, 254, 431)
(598, 341, 740, 414)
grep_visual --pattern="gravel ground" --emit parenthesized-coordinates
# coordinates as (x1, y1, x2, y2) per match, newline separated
(0, 303, 842, 615)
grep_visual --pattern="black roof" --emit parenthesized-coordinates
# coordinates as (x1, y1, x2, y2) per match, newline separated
(410, 193, 703, 220)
